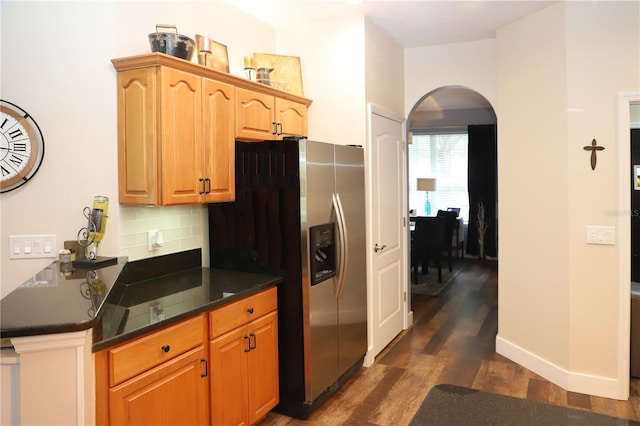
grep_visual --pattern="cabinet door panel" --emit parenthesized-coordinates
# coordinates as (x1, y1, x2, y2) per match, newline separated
(160, 67, 202, 205)
(210, 326, 249, 426)
(235, 88, 275, 141)
(247, 311, 279, 424)
(276, 98, 307, 139)
(202, 78, 235, 202)
(109, 347, 209, 426)
(117, 68, 158, 205)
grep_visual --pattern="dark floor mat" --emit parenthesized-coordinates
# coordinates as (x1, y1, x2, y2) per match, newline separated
(410, 384, 640, 425)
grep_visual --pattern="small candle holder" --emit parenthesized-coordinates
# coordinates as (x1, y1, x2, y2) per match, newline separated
(243, 55, 255, 80)
(244, 67, 255, 81)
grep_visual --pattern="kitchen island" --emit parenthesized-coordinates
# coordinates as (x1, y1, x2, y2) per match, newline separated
(0, 249, 282, 425)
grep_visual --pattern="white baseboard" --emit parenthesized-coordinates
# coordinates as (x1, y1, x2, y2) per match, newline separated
(496, 334, 628, 400)
(363, 350, 375, 367)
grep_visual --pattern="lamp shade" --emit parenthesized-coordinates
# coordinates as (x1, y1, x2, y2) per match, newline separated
(417, 178, 436, 192)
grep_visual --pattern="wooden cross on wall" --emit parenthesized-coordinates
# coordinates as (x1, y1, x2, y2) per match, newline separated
(583, 139, 604, 170)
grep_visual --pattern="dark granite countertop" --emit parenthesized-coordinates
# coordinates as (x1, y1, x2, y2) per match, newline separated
(92, 267, 281, 351)
(0, 257, 128, 339)
(1, 250, 282, 352)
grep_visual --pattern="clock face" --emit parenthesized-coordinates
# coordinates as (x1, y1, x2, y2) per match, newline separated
(0, 100, 45, 193)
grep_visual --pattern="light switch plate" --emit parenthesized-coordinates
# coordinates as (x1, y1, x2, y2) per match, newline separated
(9, 235, 57, 259)
(586, 226, 615, 245)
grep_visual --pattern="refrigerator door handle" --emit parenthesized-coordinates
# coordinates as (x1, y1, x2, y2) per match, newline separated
(332, 193, 348, 298)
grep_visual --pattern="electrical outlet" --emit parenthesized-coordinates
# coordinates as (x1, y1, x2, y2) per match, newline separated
(148, 230, 164, 252)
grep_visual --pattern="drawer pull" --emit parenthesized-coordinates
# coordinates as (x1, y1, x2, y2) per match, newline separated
(200, 357, 208, 378)
(161, 345, 171, 353)
(247, 307, 254, 314)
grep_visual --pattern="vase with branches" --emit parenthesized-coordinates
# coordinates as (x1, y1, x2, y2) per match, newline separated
(476, 201, 490, 259)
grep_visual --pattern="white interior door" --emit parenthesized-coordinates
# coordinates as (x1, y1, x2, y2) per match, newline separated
(365, 105, 407, 363)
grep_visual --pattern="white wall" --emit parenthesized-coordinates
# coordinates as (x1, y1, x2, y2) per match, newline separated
(496, 0, 571, 370)
(496, 1, 640, 399)
(276, 16, 367, 146)
(0, 1, 275, 297)
(404, 39, 497, 118)
(364, 19, 404, 120)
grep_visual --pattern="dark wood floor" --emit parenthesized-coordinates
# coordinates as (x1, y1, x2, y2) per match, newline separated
(261, 260, 640, 425)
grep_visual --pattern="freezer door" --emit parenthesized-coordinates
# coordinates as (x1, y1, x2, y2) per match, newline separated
(301, 140, 340, 401)
(335, 145, 367, 376)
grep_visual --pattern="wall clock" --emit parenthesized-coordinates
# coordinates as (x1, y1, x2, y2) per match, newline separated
(0, 100, 45, 193)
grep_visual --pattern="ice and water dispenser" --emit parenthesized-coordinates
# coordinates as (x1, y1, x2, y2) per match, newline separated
(309, 223, 337, 286)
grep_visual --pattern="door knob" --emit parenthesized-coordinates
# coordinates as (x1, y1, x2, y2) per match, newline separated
(374, 244, 387, 253)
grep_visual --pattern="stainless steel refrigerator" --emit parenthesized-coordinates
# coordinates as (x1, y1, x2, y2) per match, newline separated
(208, 138, 367, 419)
(299, 140, 367, 413)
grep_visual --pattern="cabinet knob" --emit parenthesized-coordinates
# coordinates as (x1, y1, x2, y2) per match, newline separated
(247, 307, 254, 314)
(161, 345, 171, 353)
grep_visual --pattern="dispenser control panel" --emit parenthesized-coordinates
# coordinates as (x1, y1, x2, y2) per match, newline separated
(309, 223, 337, 286)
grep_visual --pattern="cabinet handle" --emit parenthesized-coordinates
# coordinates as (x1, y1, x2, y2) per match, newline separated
(199, 178, 206, 195)
(276, 122, 282, 136)
(249, 332, 257, 350)
(205, 178, 211, 194)
(247, 307, 254, 314)
(200, 357, 208, 378)
(244, 335, 251, 353)
(272, 121, 278, 136)
(161, 345, 171, 353)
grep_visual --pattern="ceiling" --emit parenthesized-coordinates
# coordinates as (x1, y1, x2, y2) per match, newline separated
(226, 0, 557, 126)
(226, 0, 557, 49)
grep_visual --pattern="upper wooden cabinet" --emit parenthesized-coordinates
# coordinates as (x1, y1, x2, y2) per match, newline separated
(112, 53, 311, 205)
(235, 87, 308, 141)
(113, 64, 234, 205)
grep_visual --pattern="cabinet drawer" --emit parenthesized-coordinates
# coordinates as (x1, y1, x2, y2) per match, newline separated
(108, 315, 205, 386)
(209, 287, 277, 338)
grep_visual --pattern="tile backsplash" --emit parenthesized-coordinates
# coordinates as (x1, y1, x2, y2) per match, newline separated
(118, 205, 206, 262)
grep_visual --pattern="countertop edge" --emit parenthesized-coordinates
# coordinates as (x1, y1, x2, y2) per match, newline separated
(1, 317, 98, 339)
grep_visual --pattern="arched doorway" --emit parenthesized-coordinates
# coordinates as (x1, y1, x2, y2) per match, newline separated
(407, 85, 497, 259)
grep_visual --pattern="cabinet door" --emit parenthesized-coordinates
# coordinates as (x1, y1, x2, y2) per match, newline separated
(160, 67, 203, 205)
(210, 326, 250, 426)
(202, 78, 235, 202)
(247, 311, 279, 425)
(235, 87, 276, 141)
(109, 346, 209, 426)
(276, 98, 307, 139)
(117, 67, 159, 205)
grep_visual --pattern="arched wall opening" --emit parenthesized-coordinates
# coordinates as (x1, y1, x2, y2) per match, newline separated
(407, 85, 497, 259)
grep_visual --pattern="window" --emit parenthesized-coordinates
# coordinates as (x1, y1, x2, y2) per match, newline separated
(409, 132, 469, 223)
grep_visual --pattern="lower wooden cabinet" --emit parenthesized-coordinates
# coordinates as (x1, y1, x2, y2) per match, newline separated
(210, 310, 279, 426)
(109, 346, 209, 425)
(95, 288, 279, 426)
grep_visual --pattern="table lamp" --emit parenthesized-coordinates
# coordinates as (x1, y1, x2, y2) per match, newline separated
(417, 178, 436, 215)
